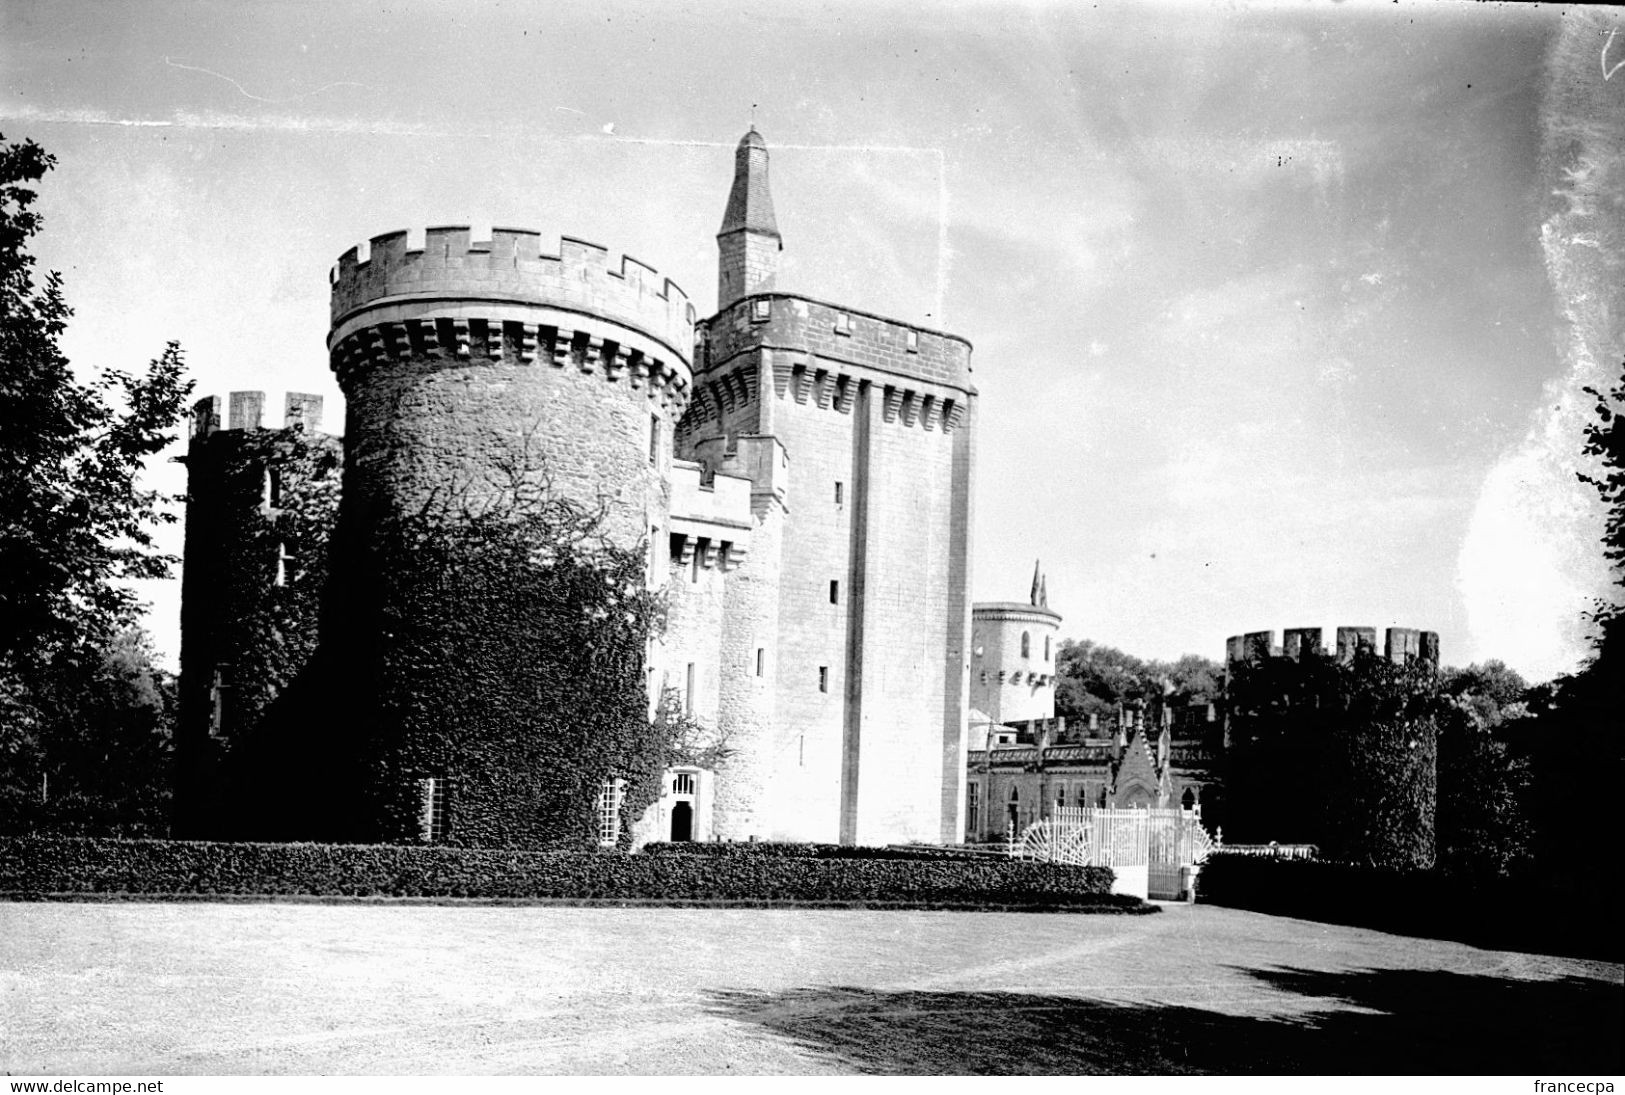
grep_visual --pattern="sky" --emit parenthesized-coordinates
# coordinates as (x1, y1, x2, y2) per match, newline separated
(3, 0, 1622, 682)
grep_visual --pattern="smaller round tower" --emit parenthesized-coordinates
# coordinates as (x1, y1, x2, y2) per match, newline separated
(970, 561, 1063, 727)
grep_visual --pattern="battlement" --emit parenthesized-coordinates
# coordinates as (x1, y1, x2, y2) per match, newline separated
(330, 228, 696, 360)
(1224, 626, 1440, 668)
(668, 458, 754, 573)
(703, 293, 972, 392)
(189, 392, 326, 441)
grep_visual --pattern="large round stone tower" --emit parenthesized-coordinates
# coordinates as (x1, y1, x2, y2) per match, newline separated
(320, 228, 697, 845)
(327, 228, 696, 545)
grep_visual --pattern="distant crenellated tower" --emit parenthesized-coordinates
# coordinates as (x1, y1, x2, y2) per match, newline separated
(676, 128, 978, 846)
(970, 561, 1064, 727)
(174, 391, 341, 836)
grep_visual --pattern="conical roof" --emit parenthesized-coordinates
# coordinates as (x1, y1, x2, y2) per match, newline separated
(719, 126, 780, 239)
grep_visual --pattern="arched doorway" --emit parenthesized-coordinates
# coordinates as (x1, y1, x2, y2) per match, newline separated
(671, 801, 693, 842)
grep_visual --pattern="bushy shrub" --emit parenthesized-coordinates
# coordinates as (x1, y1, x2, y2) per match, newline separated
(639, 841, 1008, 862)
(1198, 854, 1613, 960)
(0, 836, 1137, 911)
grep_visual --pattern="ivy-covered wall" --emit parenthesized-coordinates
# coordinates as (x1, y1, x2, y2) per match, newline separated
(311, 500, 666, 849)
(1222, 650, 1438, 869)
(174, 425, 341, 836)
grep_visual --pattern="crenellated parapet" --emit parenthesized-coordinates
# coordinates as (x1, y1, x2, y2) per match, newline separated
(189, 392, 327, 441)
(1224, 626, 1440, 668)
(328, 229, 697, 416)
(331, 228, 695, 356)
(680, 292, 972, 446)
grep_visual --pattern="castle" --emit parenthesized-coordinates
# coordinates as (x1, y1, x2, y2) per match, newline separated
(172, 125, 1444, 851)
(176, 129, 977, 847)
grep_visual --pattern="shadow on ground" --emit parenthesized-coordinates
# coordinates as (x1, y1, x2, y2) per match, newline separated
(705, 966, 1624, 1075)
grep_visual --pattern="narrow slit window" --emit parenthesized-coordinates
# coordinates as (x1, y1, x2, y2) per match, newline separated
(818, 666, 829, 693)
(685, 662, 696, 715)
(905, 329, 919, 353)
(829, 580, 839, 604)
(834, 481, 844, 505)
(649, 414, 661, 465)
(755, 648, 765, 677)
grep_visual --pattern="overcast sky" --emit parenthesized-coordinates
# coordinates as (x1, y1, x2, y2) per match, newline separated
(4, 0, 1622, 682)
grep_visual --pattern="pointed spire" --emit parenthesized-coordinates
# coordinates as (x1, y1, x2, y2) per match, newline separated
(1039, 574, 1048, 608)
(1030, 559, 1041, 607)
(719, 127, 780, 239)
(717, 126, 782, 311)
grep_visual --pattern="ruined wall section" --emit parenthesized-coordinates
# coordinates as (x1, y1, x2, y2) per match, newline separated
(175, 393, 341, 836)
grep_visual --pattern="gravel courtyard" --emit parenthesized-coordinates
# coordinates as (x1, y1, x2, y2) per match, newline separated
(2, 900, 1619, 1075)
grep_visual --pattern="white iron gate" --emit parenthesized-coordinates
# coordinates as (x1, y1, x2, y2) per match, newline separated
(1011, 806, 1213, 900)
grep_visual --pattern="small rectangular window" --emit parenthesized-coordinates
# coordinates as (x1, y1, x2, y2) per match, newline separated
(751, 298, 771, 322)
(595, 777, 626, 847)
(263, 467, 283, 508)
(905, 329, 919, 353)
(419, 776, 450, 843)
(829, 580, 839, 604)
(818, 666, 829, 693)
(755, 648, 765, 677)
(649, 414, 661, 465)
(834, 481, 844, 505)
(833, 312, 851, 335)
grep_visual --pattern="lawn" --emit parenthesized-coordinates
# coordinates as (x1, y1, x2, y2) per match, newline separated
(1, 900, 1619, 1074)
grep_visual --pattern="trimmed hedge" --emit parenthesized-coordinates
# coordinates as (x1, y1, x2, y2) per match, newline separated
(640, 841, 1008, 862)
(0, 836, 1140, 912)
(1199, 854, 1618, 960)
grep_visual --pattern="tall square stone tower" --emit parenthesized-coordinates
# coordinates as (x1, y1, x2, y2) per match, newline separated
(674, 129, 977, 845)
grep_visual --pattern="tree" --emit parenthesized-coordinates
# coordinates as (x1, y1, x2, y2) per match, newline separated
(0, 133, 193, 833)
(0, 134, 192, 670)
(0, 627, 176, 835)
(654, 686, 736, 772)
(1053, 639, 1220, 724)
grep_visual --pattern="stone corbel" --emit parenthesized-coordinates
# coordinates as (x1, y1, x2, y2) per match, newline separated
(899, 390, 920, 427)
(485, 321, 504, 360)
(551, 328, 574, 369)
(882, 386, 903, 423)
(834, 374, 857, 414)
(414, 317, 443, 359)
(449, 318, 471, 358)
(700, 540, 720, 570)
(921, 394, 940, 431)
(791, 366, 812, 405)
(582, 335, 604, 374)
(606, 346, 630, 383)
(518, 325, 539, 364)
(675, 535, 697, 567)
